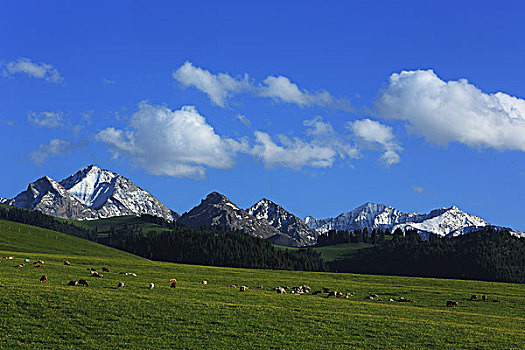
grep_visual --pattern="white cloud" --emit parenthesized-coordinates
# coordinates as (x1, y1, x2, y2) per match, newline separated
(412, 185, 426, 194)
(348, 118, 402, 166)
(251, 117, 360, 169)
(251, 131, 337, 169)
(2, 58, 63, 83)
(376, 69, 525, 151)
(173, 62, 250, 107)
(259, 76, 351, 111)
(96, 102, 245, 179)
(29, 139, 72, 165)
(28, 111, 63, 128)
(236, 114, 251, 126)
(172, 61, 350, 110)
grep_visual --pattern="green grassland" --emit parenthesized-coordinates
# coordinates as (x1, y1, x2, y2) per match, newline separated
(1, 220, 524, 349)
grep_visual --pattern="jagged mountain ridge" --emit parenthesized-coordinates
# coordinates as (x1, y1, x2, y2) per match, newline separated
(4, 165, 179, 222)
(305, 202, 524, 238)
(178, 192, 303, 247)
(248, 198, 319, 246)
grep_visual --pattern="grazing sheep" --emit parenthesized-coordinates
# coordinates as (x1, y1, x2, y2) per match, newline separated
(40, 275, 47, 282)
(201, 280, 207, 285)
(24, 258, 30, 262)
(149, 283, 155, 289)
(102, 267, 110, 272)
(117, 282, 125, 288)
(470, 295, 478, 300)
(482, 295, 487, 301)
(446, 301, 458, 307)
(170, 282, 177, 288)
(78, 279, 88, 287)
(64, 261, 71, 266)
(239, 286, 248, 292)
(389, 298, 395, 302)
(68, 280, 78, 286)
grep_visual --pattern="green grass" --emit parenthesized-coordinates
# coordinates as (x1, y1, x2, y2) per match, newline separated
(276, 242, 375, 261)
(1, 220, 524, 349)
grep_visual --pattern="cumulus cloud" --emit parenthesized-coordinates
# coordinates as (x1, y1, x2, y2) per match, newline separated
(29, 139, 72, 165)
(28, 111, 64, 128)
(96, 103, 246, 179)
(376, 69, 525, 151)
(173, 62, 251, 107)
(348, 119, 402, 166)
(172, 61, 350, 110)
(2, 58, 63, 83)
(251, 117, 360, 169)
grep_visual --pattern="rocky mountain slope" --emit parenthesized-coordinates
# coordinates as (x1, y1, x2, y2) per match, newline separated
(178, 192, 303, 246)
(248, 198, 319, 246)
(3, 165, 179, 222)
(305, 202, 524, 238)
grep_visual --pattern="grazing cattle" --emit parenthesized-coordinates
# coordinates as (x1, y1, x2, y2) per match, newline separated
(68, 280, 78, 286)
(170, 282, 177, 288)
(492, 299, 501, 303)
(15, 264, 24, 268)
(446, 301, 458, 307)
(35, 260, 44, 264)
(102, 267, 110, 272)
(78, 279, 88, 287)
(345, 293, 355, 299)
(274, 286, 286, 294)
(256, 285, 264, 289)
(482, 295, 487, 301)
(24, 258, 30, 262)
(470, 295, 478, 300)
(64, 261, 71, 266)
(149, 283, 155, 289)
(91, 272, 104, 278)
(327, 291, 338, 298)
(389, 298, 395, 302)
(40, 275, 47, 282)
(239, 286, 248, 292)
(227, 284, 237, 288)
(302, 285, 311, 293)
(170, 278, 177, 282)
(117, 282, 125, 288)
(201, 280, 207, 285)
(365, 295, 374, 300)
(370, 294, 379, 298)
(34, 264, 44, 268)
(398, 297, 406, 302)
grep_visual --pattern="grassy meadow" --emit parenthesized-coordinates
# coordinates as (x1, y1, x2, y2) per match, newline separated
(1, 219, 524, 349)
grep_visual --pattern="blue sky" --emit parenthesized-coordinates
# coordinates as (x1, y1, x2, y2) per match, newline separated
(1, 1, 525, 230)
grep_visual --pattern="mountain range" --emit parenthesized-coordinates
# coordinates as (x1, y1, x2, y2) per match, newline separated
(2, 165, 523, 246)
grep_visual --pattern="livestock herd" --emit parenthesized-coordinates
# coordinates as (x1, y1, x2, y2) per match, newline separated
(3, 255, 502, 307)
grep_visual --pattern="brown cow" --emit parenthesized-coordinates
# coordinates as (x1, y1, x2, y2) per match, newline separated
(78, 279, 88, 287)
(102, 267, 110, 272)
(482, 295, 487, 301)
(446, 301, 458, 307)
(68, 280, 78, 286)
(40, 275, 47, 282)
(170, 282, 177, 288)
